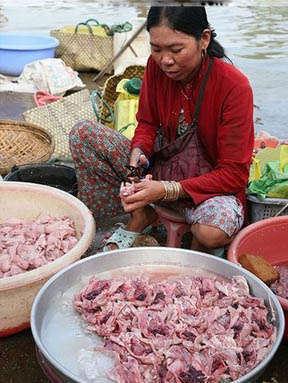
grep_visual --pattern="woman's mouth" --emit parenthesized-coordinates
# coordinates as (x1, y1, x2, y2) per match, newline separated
(165, 71, 180, 79)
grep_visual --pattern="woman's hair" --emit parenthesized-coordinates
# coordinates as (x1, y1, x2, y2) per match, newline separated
(146, 6, 227, 60)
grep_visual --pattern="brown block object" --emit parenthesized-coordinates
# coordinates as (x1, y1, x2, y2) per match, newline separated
(239, 253, 280, 285)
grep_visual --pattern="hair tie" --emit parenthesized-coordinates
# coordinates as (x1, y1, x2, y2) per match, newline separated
(211, 29, 217, 38)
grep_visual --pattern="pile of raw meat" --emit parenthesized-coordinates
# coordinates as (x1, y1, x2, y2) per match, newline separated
(271, 265, 288, 300)
(0, 216, 78, 278)
(74, 274, 276, 383)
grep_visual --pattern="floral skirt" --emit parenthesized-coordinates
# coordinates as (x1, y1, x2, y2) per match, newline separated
(184, 196, 244, 237)
(69, 120, 244, 236)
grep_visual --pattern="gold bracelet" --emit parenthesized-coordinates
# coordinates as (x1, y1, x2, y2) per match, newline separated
(160, 181, 181, 201)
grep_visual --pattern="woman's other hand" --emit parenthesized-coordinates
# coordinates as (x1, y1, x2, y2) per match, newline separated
(121, 178, 165, 212)
(129, 147, 143, 167)
(138, 153, 149, 168)
(129, 148, 149, 168)
(128, 148, 150, 182)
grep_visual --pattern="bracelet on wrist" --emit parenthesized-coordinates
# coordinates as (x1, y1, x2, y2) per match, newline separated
(160, 180, 181, 201)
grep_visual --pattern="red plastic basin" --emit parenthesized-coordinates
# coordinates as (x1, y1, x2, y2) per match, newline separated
(228, 216, 288, 340)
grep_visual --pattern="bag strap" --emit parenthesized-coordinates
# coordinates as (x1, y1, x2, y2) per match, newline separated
(191, 55, 213, 127)
(74, 22, 94, 35)
(91, 89, 114, 123)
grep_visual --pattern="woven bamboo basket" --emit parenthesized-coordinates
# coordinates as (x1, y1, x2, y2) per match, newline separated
(99, 64, 146, 128)
(0, 120, 54, 176)
(23, 89, 95, 160)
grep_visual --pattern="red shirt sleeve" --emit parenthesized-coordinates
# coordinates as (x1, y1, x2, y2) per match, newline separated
(130, 56, 159, 158)
(180, 81, 254, 206)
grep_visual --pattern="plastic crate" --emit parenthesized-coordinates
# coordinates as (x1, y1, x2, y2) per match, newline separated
(247, 194, 288, 223)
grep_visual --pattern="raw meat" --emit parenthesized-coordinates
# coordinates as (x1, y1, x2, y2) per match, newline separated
(74, 274, 276, 383)
(0, 216, 78, 278)
(271, 265, 288, 300)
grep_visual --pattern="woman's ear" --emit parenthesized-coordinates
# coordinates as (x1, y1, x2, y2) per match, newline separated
(201, 29, 211, 50)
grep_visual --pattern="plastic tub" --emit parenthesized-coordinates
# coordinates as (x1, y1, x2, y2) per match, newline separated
(0, 181, 95, 337)
(0, 33, 59, 76)
(4, 164, 78, 197)
(228, 216, 288, 340)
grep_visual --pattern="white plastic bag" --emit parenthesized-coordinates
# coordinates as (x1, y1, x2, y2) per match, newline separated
(19, 58, 85, 95)
(0, 58, 84, 95)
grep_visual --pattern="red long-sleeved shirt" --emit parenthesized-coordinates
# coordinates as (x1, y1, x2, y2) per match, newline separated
(131, 55, 254, 213)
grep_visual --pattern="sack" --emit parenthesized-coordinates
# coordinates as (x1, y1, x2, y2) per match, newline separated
(23, 89, 96, 159)
(50, 19, 113, 72)
(150, 128, 212, 181)
(247, 144, 288, 199)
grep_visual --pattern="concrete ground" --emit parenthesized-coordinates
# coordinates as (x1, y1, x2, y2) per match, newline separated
(0, 74, 288, 383)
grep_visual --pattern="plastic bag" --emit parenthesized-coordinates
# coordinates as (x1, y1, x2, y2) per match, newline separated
(249, 146, 282, 182)
(0, 58, 84, 95)
(254, 130, 279, 149)
(113, 78, 141, 140)
(247, 145, 288, 199)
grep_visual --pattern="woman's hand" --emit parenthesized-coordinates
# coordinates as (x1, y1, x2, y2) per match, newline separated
(129, 147, 149, 168)
(129, 147, 142, 167)
(121, 178, 165, 212)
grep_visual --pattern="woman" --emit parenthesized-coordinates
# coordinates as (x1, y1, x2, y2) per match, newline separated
(69, 6, 254, 253)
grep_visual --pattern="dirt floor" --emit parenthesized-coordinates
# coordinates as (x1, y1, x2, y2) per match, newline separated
(0, 73, 288, 383)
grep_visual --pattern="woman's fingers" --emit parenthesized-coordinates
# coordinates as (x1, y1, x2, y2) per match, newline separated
(123, 180, 165, 206)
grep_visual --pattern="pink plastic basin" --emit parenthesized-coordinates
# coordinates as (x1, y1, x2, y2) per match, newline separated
(228, 216, 288, 340)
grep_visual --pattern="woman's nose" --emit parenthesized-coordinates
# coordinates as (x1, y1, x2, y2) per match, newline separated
(161, 54, 174, 66)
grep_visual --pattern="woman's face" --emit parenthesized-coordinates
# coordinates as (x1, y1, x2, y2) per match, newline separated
(149, 24, 210, 83)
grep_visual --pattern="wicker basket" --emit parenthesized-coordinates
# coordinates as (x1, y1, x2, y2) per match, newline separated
(50, 28, 113, 73)
(23, 89, 95, 160)
(99, 64, 146, 127)
(247, 194, 288, 223)
(0, 120, 54, 175)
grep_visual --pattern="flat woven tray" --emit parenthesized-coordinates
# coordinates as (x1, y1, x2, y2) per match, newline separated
(23, 89, 96, 159)
(0, 120, 54, 176)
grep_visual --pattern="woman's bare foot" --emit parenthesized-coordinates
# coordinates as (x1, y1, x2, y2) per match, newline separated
(126, 205, 158, 232)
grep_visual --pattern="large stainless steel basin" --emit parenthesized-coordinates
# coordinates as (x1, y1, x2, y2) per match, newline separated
(31, 247, 285, 383)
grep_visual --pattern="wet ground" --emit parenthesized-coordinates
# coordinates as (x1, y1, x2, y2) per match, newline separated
(0, 74, 288, 383)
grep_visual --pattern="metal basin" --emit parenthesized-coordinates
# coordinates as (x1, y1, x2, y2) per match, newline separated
(31, 247, 285, 383)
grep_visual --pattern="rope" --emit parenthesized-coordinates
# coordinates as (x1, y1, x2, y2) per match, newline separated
(106, 21, 133, 36)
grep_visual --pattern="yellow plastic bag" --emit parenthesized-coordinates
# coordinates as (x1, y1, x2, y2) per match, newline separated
(247, 144, 288, 199)
(113, 78, 139, 140)
(249, 146, 282, 182)
(60, 25, 108, 37)
(280, 144, 288, 173)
